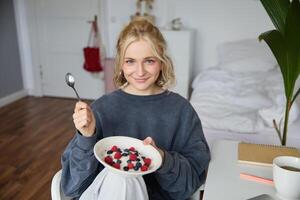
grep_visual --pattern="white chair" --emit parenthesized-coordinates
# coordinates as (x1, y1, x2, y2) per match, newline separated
(51, 170, 72, 200)
(190, 184, 205, 200)
(51, 169, 204, 200)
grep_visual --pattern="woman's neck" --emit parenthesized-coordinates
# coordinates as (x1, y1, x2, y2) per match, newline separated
(122, 84, 164, 96)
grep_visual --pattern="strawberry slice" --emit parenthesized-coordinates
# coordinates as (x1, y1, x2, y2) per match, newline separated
(104, 156, 113, 165)
(129, 153, 137, 161)
(141, 165, 148, 171)
(111, 145, 118, 152)
(129, 147, 135, 151)
(114, 152, 122, 159)
(127, 162, 134, 169)
(113, 163, 120, 169)
(143, 158, 152, 166)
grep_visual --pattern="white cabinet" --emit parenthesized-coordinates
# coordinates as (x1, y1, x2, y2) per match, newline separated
(161, 30, 195, 99)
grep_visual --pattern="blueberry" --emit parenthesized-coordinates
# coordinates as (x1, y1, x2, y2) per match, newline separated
(136, 162, 142, 167)
(116, 160, 122, 164)
(135, 152, 139, 156)
(122, 153, 128, 157)
(124, 149, 129, 152)
(136, 158, 140, 162)
(123, 166, 129, 171)
(134, 165, 139, 171)
(107, 150, 113, 154)
(127, 160, 132, 163)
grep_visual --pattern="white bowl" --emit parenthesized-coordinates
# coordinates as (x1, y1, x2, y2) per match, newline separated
(273, 156, 300, 200)
(94, 136, 162, 177)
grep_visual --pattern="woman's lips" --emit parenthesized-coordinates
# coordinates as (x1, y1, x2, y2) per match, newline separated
(134, 78, 148, 83)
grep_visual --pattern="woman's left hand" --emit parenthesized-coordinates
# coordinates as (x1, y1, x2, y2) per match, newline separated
(143, 137, 164, 160)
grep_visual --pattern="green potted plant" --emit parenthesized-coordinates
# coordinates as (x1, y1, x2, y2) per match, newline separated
(259, 0, 300, 145)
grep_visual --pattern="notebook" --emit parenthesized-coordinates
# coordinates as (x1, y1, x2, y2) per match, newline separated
(238, 142, 300, 167)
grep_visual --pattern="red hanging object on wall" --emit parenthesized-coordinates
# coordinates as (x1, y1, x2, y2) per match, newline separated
(83, 16, 103, 72)
(83, 47, 102, 72)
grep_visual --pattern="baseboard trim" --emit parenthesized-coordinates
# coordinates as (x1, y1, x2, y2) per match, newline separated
(0, 89, 28, 108)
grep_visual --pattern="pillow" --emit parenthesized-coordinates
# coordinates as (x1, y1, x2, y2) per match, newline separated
(217, 38, 277, 66)
(221, 57, 276, 72)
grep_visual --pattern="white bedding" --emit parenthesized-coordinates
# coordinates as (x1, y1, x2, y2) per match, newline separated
(190, 39, 299, 134)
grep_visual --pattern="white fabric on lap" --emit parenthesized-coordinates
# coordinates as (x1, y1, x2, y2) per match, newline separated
(80, 168, 149, 200)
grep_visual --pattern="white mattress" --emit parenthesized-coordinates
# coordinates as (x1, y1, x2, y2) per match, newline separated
(203, 116, 300, 149)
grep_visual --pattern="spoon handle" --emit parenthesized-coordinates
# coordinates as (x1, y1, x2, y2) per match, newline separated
(72, 87, 81, 101)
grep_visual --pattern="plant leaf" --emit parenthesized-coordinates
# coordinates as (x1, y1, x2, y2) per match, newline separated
(291, 88, 300, 108)
(260, 0, 290, 35)
(285, 0, 300, 99)
(259, 30, 289, 98)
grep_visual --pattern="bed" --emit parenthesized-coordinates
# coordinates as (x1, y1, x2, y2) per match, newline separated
(190, 39, 300, 148)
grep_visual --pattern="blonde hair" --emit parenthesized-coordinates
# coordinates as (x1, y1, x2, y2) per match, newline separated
(113, 18, 175, 89)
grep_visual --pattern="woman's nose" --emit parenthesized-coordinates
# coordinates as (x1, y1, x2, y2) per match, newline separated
(137, 63, 146, 76)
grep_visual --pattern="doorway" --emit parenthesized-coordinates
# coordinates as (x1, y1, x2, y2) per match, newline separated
(30, 0, 104, 99)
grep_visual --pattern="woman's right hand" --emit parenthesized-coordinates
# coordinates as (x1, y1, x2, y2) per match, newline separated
(73, 101, 96, 137)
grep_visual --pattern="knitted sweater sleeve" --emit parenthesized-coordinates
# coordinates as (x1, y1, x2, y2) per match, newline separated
(155, 104, 211, 199)
(60, 103, 103, 198)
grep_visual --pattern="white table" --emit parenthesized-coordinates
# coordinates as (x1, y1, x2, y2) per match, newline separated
(203, 140, 281, 200)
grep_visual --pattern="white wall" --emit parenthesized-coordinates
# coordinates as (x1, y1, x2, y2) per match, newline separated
(103, 0, 274, 76)
(14, 0, 35, 95)
(14, 0, 43, 96)
(15, 0, 277, 97)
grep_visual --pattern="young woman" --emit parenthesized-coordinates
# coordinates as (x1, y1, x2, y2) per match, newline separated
(61, 18, 210, 200)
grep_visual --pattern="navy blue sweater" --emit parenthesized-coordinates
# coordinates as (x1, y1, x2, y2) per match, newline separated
(61, 89, 210, 200)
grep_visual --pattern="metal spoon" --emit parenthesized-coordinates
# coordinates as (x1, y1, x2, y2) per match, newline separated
(65, 72, 81, 101)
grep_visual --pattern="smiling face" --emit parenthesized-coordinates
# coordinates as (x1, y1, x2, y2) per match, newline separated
(122, 39, 162, 95)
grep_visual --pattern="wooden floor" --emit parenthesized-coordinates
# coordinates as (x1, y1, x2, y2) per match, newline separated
(0, 96, 90, 200)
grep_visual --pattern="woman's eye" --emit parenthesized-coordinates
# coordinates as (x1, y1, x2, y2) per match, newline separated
(125, 60, 134, 64)
(145, 59, 155, 64)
